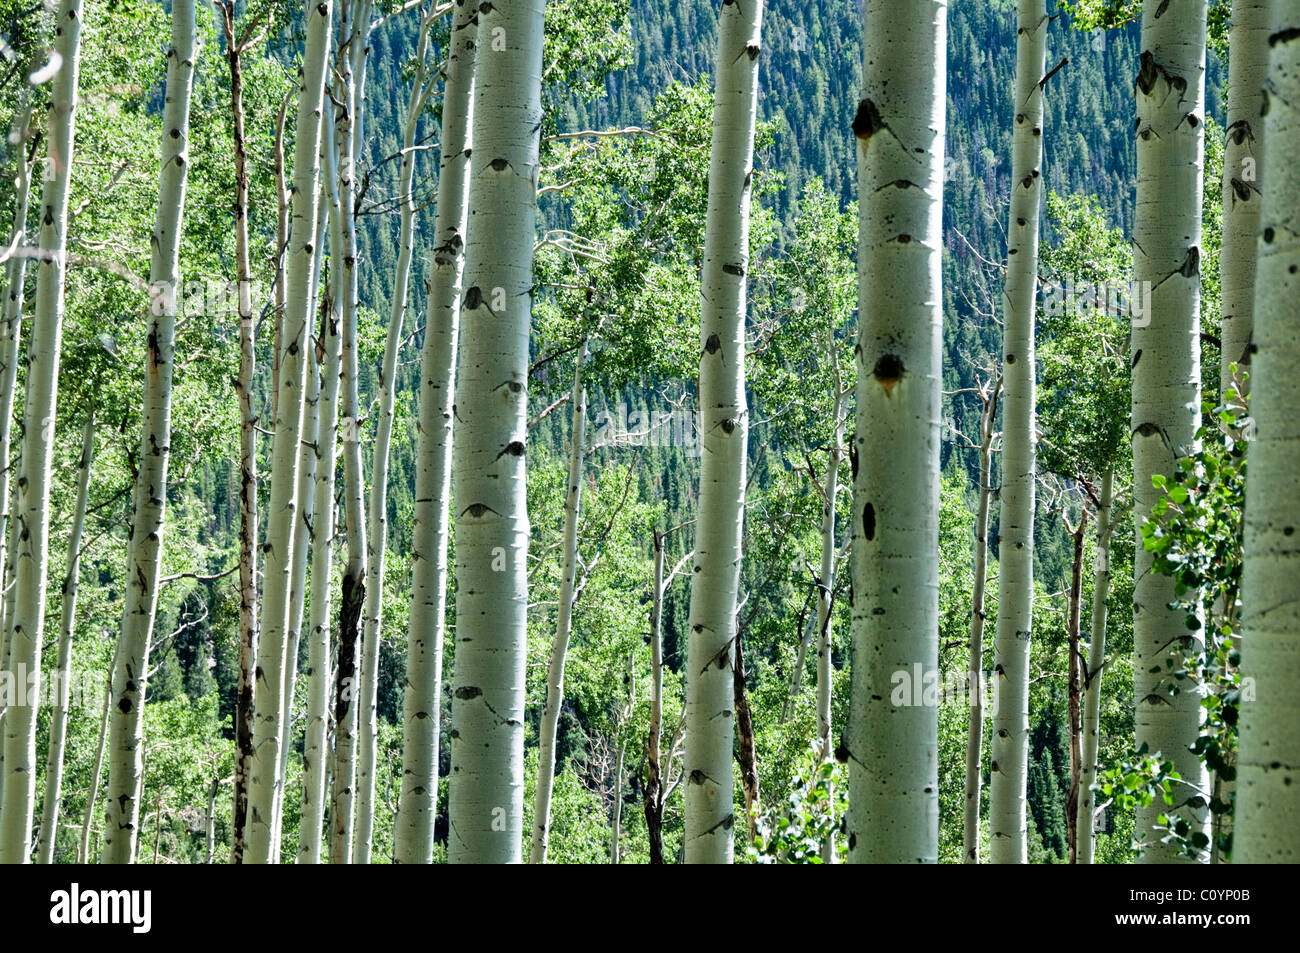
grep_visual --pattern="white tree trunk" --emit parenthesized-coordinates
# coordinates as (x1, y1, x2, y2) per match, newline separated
(847, 0, 945, 865)
(354, 0, 440, 865)
(35, 416, 94, 864)
(1235, 5, 1300, 864)
(0, 0, 84, 864)
(78, 639, 114, 863)
(300, 117, 346, 866)
(1220, 0, 1270, 395)
(1077, 468, 1114, 864)
(331, 0, 369, 862)
(683, 0, 764, 866)
(223, 4, 261, 863)
(988, 0, 1047, 866)
(816, 390, 845, 864)
(1131, 0, 1210, 863)
(531, 344, 589, 864)
(244, 0, 333, 865)
(965, 380, 999, 863)
(395, 0, 477, 865)
(447, 0, 545, 864)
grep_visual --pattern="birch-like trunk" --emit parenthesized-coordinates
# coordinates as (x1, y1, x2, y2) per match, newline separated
(244, 0, 333, 865)
(965, 380, 999, 863)
(354, 0, 439, 865)
(78, 639, 114, 863)
(1220, 0, 1269, 394)
(644, 530, 667, 864)
(0, 92, 34, 668)
(0, 0, 83, 864)
(331, 1, 369, 862)
(223, 2, 260, 862)
(682, 0, 763, 866)
(35, 416, 94, 864)
(1065, 512, 1087, 864)
(815, 392, 844, 863)
(447, 0, 545, 864)
(300, 118, 345, 865)
(395, 0, 477, 865)
(847, 0, 945, 865)
(1235, 7, 1300, 864)
(988, 0, 1047, 866)
(1131, 0, 1210, 863)
(1077, 469, 1113, 864)
(531, 344, 589, 864)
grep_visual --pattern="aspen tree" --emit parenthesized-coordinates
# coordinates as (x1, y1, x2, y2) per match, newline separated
(35, 416, 94, 864)
(1077, 469, 1114, 863)
(300, 117, 345, 865)
(447, 0, 545, 865)
(1220, 0, 1270, 395)
(245, 0, 333, 865)
(0, 0, 82, 864)
(354, 0, 441, 864)
(331, 0, 370, 862)
(989, 0, 1048, 866)
(220, 0, 263, 863)
(682, 0, 764, 867)
(1131, 0, 1210, 863)
(847, 0, 946, 865)
(531, 343, 588, 864)
(103, 0, 197, 864)
(1235, 2, 1300, 864)
(395, 0, 478, 864)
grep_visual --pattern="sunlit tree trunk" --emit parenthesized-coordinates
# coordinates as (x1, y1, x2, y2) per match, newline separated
(847, 0, 945, 865)
(531, 344, 588, 864)
(395, 0, 477, 865)
(988, 0, 1047, 866)
(355, 0, 439, 865)
(965, 378, 999, 863)
(331, 0, 369, 862)
(1131, 0, 1210, 864)
(35, 416, 94, 864)
(683, 0, 764, 866)
(1235, 6, 1300, 864)
(0, 0, 83, 865)
(245, 0, 333, 865)
(815, 388, 845, 863)
(300, 117, 345, 866)
(447, 0, 545, 864)
(78, 639, 114, 863)
(1220, 0, 1269, 394)
(1077, 468, 1114, 864)
(222, 0, 260, 863)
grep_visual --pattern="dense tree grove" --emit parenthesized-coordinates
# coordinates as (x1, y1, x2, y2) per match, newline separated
(0, 0, 1292, 868)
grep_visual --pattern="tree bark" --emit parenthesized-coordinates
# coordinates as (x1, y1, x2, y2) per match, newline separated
(354, 0, 440, 865)
(35, 415, 94, 864)
(1065, 510, 1087, 864)
(1235, 7, 1300, 864)
(989, 0, 1047, 866)
(0, 0, 83, 865)
(846, 0, 946, 865)
(78, 638, 115, 863)
(683, 0, 764, 866)
(395, 0, 477, 865)
(300, 119, 345, 865)
(1220, 0, 1270, 394)
(244, 0, 333, 865)
(1131, 0, 1210, 863)
(447, 0, 545, 864)
(965, 378, 999, 863)
(1077, 468, 1113, 864)
(531, 344, 589, 864)
(331, 0, 369, 864)
(222, 0, 260, 864)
